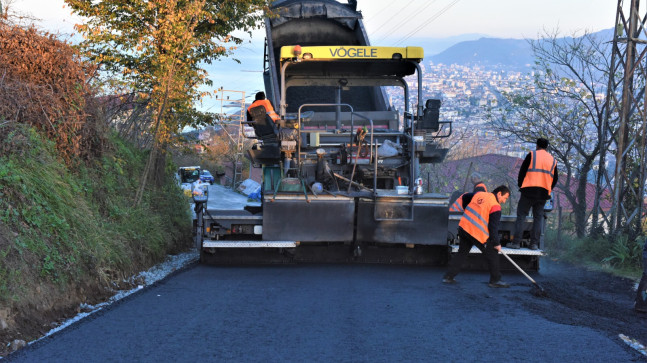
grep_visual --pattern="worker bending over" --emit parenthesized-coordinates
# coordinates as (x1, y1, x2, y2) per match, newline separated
(508, 138, 558, 250)
(449, 173, 488, 213)
(443, 185, 511, 288)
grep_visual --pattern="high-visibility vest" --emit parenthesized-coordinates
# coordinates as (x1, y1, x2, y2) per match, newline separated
(458, 192, 500, 244)
(449, 194, 464, 212)
(521, 149, 556, 194)
(450, 183, 488, 213)
(248, 99, 280, 122)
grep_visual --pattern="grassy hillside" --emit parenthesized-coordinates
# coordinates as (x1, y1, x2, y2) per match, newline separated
(0, 125, 192, 354)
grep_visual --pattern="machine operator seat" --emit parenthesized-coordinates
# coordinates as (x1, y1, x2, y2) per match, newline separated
(248, 105, 279, 143)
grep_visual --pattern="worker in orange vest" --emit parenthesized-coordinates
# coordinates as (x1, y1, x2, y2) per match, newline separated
(443, 185, 511, 288)
(246, 91, 280, 123)
(508, 138, 558, 250)
(449, 173, 488, 213)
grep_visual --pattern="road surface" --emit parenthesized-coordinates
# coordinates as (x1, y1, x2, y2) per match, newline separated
(6, 260, 645, 362)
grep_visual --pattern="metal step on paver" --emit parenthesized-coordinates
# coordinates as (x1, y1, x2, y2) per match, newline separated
(202, 240, 297, 248)
(450, 245, 544, 256)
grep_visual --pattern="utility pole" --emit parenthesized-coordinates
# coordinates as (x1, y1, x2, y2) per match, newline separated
(597, 0, 647, 235)
(214, 88, 246, 189)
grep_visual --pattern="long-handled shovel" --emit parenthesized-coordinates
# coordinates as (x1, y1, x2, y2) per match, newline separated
(347, 127, 367, 193)
(500, 249, 548, 297)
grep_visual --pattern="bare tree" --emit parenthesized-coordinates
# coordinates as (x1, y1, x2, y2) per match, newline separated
(489, 29, 612, 238)
(0, 0, 41, 25)
(436, 127, 502, 161)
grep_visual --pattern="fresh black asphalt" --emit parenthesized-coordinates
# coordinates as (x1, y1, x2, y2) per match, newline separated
(6, 262, 644, 362)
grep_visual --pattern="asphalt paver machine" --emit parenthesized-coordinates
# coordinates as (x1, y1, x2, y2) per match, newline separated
(195, 0, 454, 263)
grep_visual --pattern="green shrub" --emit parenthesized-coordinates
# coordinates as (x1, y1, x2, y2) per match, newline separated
(544, 225, 643, 277)
(0, 125, 192, 303)
(602, 234, 644, 271)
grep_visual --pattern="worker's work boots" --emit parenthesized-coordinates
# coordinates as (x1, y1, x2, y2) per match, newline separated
(488, 280, 510, 288)
(442, 276, 457, 284)
(507, 242, 520, 249)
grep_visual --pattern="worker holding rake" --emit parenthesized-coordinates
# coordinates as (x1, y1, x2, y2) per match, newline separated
(443, 185, 511, 288)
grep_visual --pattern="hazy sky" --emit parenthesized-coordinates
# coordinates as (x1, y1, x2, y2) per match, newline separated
(359, 0, 617, 41)
(5, 0, 619, 109)
(7, 0, 617, 40)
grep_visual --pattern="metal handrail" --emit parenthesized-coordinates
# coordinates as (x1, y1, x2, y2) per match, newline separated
(434, 120, 453, 139)
(296, 104, 375, 192)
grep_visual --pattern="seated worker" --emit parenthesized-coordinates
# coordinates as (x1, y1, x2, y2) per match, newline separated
(449, 173, 488, 213)
(247, 91, 280, 123)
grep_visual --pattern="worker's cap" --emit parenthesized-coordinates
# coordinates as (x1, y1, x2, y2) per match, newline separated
(537, 138, 549, 149)
(470, 172, 482, 184)
(255, 91, 265, 100)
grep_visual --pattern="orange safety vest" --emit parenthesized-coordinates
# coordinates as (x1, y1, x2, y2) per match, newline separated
(449, 194, 465, 213)
(450, 183, 488, 213)
(248, 99, 280, 122)
(474, 182, 487, 192)
(521, 149, 556, 194)
(458, 192, 501, 244)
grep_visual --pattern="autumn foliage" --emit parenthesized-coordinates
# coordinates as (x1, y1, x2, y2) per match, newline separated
(0, 23, 104, 164)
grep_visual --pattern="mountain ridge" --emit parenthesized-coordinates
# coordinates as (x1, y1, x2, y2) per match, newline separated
(427, 28, 614, 70)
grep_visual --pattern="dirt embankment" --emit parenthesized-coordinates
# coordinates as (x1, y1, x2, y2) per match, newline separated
(0, 280, 115, 356)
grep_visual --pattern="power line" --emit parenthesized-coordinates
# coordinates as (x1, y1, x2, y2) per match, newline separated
(394, 0, 462, 46)
(367, 0, 416, 42)
(361, 1, 392, 23)
(373, 0, 440, 45)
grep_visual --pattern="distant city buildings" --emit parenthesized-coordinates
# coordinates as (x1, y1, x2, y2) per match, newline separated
(386, 61, 605, 159)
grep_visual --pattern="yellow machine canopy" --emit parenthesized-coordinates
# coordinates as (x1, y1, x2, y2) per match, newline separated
(279, 45, 424, 78)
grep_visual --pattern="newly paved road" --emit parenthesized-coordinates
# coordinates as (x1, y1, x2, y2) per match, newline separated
(6, 262, 643, 362)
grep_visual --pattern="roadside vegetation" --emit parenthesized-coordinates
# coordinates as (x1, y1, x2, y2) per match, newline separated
(0, 18, 192, 355)
(0, 0, 269, 353)
(544, 217, 645, 279)
(64, 0, 267, 205)
(0, 124, 192, 300)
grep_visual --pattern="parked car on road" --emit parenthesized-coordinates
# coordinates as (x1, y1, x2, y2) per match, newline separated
(199, 170, 215, 185)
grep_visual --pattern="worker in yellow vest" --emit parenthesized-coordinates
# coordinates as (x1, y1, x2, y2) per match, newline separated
(449, 173, 488, 213)
(508, 138, 558, 250)
(443, 185, 511, 288)
(246, 91, 280, 123)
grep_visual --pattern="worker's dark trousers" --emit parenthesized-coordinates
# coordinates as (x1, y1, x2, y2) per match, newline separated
(445, 228, 502, 283)
(636, 240, 647, 312)
(513, 194, 546, 246)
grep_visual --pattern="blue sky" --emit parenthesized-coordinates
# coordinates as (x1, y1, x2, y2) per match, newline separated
(6, 0, 618, 110)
